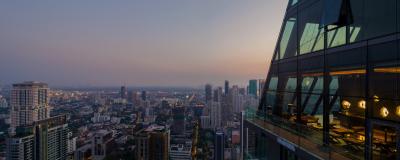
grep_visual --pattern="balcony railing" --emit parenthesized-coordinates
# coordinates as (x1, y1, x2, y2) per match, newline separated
(243, 107, 363, 160)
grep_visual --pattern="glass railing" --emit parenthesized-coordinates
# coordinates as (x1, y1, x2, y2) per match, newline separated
(243, 107, 362, 160)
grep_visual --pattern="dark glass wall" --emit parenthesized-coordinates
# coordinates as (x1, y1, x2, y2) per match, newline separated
(259, 0, 400, 159)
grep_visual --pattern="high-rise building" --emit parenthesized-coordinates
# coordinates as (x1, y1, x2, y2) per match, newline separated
(205, 84, 212, 103)
(248, 80, 258, 97)
(210, 101, 221, 129)
(92, 130, 115, 160)
(231, 85, 244, 113)
(141, 91, 147, 101)
(171, 105, 186, 135)
(224, 80, 229, 95)
(120, 86, 127, 99)
(258, 79, 266, 99)
(169, 139, 192, 160)
(215, 130, 225, 160)
(6, 115, 68, 160)
(10, 81, 50, 133)
(243, 0, 400, 159)
(213, 87, 222, 102)
(134, 125, 170, 160)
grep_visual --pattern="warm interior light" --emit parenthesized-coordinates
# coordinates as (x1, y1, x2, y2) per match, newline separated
(373, 95, 380, 102)
(380, 107, 389, 118)
(358, 100, 366, 109)
(357, 135, 365, 141)
(396, 106, 400, 117)
(374, 67, 400, 73)
(329, 69, 366, 76)
(341, 100, 351, 110)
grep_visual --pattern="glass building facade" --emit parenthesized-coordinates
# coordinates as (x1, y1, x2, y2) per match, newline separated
(243, 0, 400, 159)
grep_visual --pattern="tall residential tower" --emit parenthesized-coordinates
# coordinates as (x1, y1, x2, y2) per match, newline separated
(10, 81, 50, 133)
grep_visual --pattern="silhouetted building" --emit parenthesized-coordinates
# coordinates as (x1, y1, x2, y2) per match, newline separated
(171, 105, 185, 135)
(215, 130, 225, 160)
(141, 91, 147, 101)
(224, 80, 229, 95)
(205, 84, 212, 103)
(120, 86, 127, 99)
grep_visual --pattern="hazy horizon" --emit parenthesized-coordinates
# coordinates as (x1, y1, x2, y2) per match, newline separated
(0, 0, 287, 87)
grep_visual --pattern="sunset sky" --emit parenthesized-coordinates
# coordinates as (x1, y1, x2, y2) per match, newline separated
(0, 0, 287, 87)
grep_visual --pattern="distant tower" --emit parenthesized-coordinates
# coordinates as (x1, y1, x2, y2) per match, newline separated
(248, 79, 258, 97)
(258, 79, 266, 98)
(120, 86, 127, 99)
(141, 91, 147, 101)
(215, 130, 225, 160)
(224, 80, 229, 95)
(10, 81, 50, 132)
(205, 84, 212, 103)
(213, 87, 222, 102)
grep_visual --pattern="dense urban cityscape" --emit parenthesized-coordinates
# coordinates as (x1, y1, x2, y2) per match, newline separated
(0, 79, 264, 160)
(3, 0, 400, 160)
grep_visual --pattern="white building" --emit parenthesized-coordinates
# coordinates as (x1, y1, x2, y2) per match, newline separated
(210, 101, 221, 129)
(170, 141, 192, 160)
(10, 81, 51, 134)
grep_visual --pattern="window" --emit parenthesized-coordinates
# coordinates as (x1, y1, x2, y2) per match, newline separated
(279, 16, 297, 59)
(301, 76, 323, 94)
(327, 26, 346, 48)
(364, 0, 396, 39)
(328, 96, 365, 159)
(299, 1, 324, 54)
(372, 124, 398, 159)
(321, 0, 353, 27)
(368, 41, 399, 100)
(348, 0, 363, 43)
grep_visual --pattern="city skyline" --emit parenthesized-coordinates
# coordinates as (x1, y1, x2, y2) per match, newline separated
(0, 0, 286, 87)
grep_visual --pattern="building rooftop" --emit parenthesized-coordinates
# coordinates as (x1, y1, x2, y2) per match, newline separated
(13, 81, 48, 87)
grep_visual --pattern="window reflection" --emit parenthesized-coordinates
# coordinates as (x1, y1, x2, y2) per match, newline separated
(328, 96, 365, 159)
(301, 75, 323, 94)
(329, 69, 366, 97)
(327, 26, 346, 48)
(299, 1, 324, 55)
(372, 124, 397, 159)
(279, 17, 297, 59)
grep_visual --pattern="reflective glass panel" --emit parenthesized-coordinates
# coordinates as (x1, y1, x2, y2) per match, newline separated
(328, 96, 365, 160)
(280, 17, 297, 59)
(299, 1, 324, 54)
(372, 124, 398, 159)
(365, 0, 396, 39)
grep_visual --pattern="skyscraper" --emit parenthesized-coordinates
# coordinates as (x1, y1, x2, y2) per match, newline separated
(210, 101, 221, 129)
(248, 80, 258, 97)
(171, 105, 186, 135)
(224, 80, 229, 95)
(213, 87, 222, 102)
(215, 130, 225, 160)
(244, 0, 400, 159)
(6, 115, 69, 160)
(141, 91, 147, 101)
(134, 125, 170, 160)
(205, 84, 212, 103)
(10, 81, 50, 133)
(258, 79, 265, 99)
(231, 85, 243, 113)
(120, 85, 127, 99)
